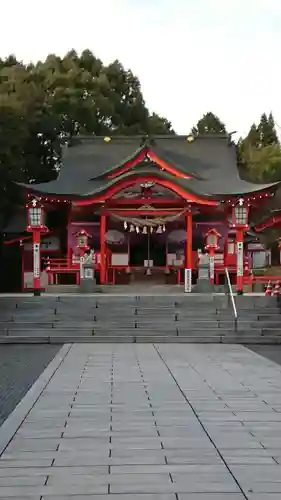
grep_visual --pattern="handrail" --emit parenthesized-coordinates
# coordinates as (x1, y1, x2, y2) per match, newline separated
(225, 267, 238, 331)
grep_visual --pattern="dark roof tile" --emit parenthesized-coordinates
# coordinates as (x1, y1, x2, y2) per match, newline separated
(21, 135, 279, 198)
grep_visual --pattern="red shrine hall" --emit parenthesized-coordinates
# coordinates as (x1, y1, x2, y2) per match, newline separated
(4, 134, 280, 293)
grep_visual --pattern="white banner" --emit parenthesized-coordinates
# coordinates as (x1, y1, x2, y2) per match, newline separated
(237, 241, 244, 277)
(184, 268, 192, 293)
(209, 255, 215, 280)
(33, 243, 40, 278)
(80, 256, 84, 280)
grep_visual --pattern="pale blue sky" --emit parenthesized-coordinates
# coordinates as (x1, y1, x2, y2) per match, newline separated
(1, 0, 281, 138)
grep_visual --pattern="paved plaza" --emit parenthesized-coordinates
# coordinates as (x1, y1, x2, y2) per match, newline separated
(0, 345, 61, 427)
(1, 344, 281, 498)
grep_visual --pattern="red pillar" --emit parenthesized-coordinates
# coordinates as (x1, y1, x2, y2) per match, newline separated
(236, 228, 244, 295)
(224, 234, 228, 268)
(67, 206, 72, 264)
(209, 247, 215, 286)
(100, 214, 106, 285)
(33, 229, 41, 295)
(185, 211, 192, 292)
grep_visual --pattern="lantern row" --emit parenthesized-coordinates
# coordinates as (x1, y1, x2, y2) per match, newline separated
(27, 193, 274, 205)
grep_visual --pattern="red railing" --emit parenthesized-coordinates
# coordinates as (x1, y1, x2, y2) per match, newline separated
(45, 258, 80, 285)
(244, 275, 281, 293)
(45, 256, 252, 288)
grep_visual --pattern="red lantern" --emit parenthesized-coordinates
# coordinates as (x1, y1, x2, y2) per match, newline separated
(231, 198, 249, 229)
(25, 198, 48, 296)
(26, 199, 46, 231)
(76, 229, 90, 251)
(230, 198, 250, 295)
(204, 228, 221, 251)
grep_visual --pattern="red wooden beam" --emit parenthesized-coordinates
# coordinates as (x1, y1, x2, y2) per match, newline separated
(147, 151, 191, 179)
(4, 231, 54, 246)
(107, 151, 146, 178)
(106, 199, 187, 207)
(107, 149, 191, 180)
(254, 215, 281, 232)
(106, 210, 185, 217)
(74, 177, 218, 207)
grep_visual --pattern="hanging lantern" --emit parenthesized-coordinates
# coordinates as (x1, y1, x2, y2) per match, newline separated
(129, 224, 135, 232)
(204, 228, 221, 251)
(231, 198, 249, 228)
(156, 225, 162, 234)
(142, 226, 147, 234)
(26, 199, 45, 229)
(124, 221, 128, 230)
(76, 229, 90, 250)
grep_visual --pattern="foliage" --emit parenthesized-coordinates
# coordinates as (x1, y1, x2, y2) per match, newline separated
(192, 112, 226, 135)
(257, 112, 279, 147)
(238, 113, 281, 183)
(239, 143, 281, 182)
(0, 50, 173, 221)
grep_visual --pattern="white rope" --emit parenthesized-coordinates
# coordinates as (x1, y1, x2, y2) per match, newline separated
(111, 210, 186, 227)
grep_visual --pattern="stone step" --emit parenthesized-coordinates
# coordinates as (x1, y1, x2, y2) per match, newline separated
(0, 327, 267, 338)
(1, 335, 281, 344)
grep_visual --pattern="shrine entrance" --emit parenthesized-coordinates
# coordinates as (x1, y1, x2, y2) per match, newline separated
(129, 232, 166, 267)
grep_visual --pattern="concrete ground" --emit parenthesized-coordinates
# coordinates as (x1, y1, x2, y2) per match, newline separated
(0, 345, 61, 427)
(248, 345, 281, 366)
(0, 344, 281, 499)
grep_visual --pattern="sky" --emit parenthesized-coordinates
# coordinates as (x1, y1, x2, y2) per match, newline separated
(1, 0, 281, 138)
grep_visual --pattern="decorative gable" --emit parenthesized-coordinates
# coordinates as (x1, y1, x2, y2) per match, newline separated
(107, 149, 191, 180)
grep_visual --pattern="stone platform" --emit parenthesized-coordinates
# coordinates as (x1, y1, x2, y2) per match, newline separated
(1, 343, 281, 498)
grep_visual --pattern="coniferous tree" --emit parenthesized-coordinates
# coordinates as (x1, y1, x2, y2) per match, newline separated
(257, 112, 279, 147)
(246, 124, 260, 148)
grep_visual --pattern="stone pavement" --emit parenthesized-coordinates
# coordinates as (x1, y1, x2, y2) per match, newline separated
(1, 344, 281, 499)
(0, 345, 61, 427)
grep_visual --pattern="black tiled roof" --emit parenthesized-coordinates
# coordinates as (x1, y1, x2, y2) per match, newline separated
(21, 135, 279, 199)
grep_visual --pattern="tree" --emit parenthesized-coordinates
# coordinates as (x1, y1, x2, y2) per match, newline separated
(245, 124, 260, 148)
(0, 50, 173, 222)
(239, 113, 281, 182)
(241, 143, 281, 182)
(147, 113, 173, 134)
(257, 112, 279, 147)
(192, 112, 226, 135)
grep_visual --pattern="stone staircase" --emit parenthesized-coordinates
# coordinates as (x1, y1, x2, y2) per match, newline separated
(0, 294, 281, 344)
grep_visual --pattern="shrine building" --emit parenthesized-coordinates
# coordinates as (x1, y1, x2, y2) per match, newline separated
(3, 134, 280, 293)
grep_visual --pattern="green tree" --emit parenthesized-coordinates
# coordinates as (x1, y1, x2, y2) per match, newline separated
(147, 113, 173, 134)
(241, 143, 281, 182)
(257, 112, 278, 147)
(0, 50, 173, 223)
(239, 113, 281, 182)
(245, 124, 260, 148)
(192, 112, 226, 135)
